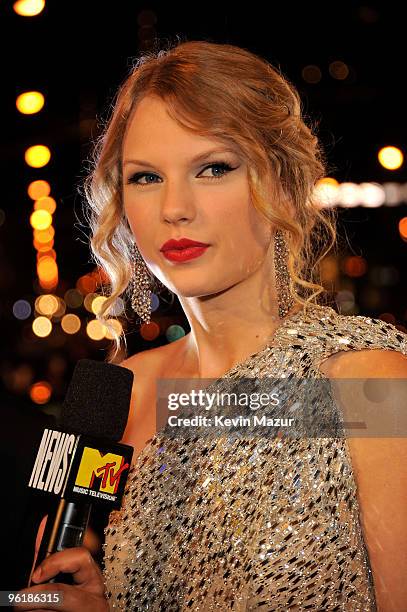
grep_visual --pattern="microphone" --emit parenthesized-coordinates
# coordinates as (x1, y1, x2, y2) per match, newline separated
(28, 359, 134, 584)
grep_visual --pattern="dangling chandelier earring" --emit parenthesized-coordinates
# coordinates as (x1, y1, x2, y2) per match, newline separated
(129, 242, 152, 324)
(274, 228, 294, 319)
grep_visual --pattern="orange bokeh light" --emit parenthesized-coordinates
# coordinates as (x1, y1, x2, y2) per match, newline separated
(140, 321, 160, 341)
(399, 217, 407, 240)
(28, 180, 51, 200)
(34, 227, 55, 243)
(91, 267, 110, 285)
(77, 274, 98, 295)
(34, 196, 56, 215)
(30, 381, 52, 404)
(37, 256, 58, 281)
(343, 256, 367, 277)
(33, 238, 55, 252)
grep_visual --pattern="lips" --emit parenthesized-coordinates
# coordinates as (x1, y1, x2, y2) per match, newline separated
(159, 237, 211, 263)
(160, 237, 210, 252)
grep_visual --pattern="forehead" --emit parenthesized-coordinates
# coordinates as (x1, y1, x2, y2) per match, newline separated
(122, 95, 229, 158)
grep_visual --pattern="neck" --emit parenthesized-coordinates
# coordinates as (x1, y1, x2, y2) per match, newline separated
(176, 266, 301, 379)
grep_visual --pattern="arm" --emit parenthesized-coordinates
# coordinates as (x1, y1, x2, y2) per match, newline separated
(322, 349, 407, 612)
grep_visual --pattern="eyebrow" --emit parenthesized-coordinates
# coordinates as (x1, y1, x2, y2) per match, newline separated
(122, 147, 239, 168)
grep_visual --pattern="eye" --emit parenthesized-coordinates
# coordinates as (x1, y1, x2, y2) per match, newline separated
(125, 161, 236, 186)
(126, 172, 159, 186)
(198, 162, 236, 180)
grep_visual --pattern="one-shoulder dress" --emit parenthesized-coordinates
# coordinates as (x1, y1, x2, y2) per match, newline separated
(103, 304, 407, 611)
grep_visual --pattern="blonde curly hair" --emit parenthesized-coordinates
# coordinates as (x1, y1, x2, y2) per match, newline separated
(82, 38, 337, 362)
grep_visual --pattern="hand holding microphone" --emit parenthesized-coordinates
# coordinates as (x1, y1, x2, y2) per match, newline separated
(15, 359, 134, 610)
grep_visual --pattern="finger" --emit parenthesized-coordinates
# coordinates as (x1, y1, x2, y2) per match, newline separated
(83, 525, 101, 557)
(31, 547, 105, 596)
(29, 515, 48, 586)
(35, 515, 48, 557)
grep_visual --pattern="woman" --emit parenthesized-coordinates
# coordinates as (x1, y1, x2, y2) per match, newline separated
(21, 40, 407, 611)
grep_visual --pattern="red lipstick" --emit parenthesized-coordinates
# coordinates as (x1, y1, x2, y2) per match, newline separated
(160, 237, 210, 263)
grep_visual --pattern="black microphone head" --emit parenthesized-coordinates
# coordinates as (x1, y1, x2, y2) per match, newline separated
(60, 359, 134, 441)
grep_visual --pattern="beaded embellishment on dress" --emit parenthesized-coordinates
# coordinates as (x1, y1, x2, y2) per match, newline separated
(103, 304, 407, 611)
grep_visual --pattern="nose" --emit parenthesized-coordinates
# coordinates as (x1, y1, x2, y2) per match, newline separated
(160, 180, 197, 225)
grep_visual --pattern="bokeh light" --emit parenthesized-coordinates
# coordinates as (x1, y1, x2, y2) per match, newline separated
(140, 321, 160, 341)
(13, 299, 32, 320)
(34, 196, 56, 215)
(104, 318, 124, 340)
(25, 145, 51, 168)
(16, 91, 45, 114)
(314, 178, 339, 208)
(32, 316, 52, 337)
(61, 313, 81, 334)
(301, 64, 322, 84)
(107, 297, 125, 316)
(320, 256, 339, 283)
(336, 290, 356, 314)
(52, 297, 66, 319)
(35, 294, 59, 316)
(91, 295, 108, 315)
(166, 324, 186, 342)
(343, 256, 367, 277)
(30, 381, 52, 405)
(28, 180, 50, 200)
(9, 364, 34, 392)
(64, 288, 83, 308)
(37, 257, 58, 282)
(34, 239, 54, 252)
(337, 183, 361, 207)
(30, 209, 52, 230)
(13, 0, 45, 16)
(86, 319, 106, 341)
(359, 183, 385, 208)
(77, 274, 98, 295)
(83, 293, 99, 312)
(329, 60, 349, 80)
(151, 293, 160, 312)
(34, 227, 55, 244)
(378, 146, 404, 170)
(398, 217, 407, 240)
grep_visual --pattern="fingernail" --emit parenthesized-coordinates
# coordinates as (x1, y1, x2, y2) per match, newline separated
(32, 567, 42, 582)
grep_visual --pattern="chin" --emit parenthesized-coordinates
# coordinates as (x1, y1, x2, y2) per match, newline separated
(177, 279, 241, 299)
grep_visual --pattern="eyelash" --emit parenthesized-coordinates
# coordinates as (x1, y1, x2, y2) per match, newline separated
(125, 161, 236, 186)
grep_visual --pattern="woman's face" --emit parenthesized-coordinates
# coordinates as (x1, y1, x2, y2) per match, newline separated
(121, 95, 273, 298)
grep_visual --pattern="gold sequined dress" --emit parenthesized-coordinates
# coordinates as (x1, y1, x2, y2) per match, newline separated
(103, 304, 407, 611)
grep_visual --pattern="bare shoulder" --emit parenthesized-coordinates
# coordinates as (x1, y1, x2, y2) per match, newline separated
(119, 335, 185, 374)
(320, 347, 407, 379)
(115, 337, 189, 452)
(118, 344, 169, 377)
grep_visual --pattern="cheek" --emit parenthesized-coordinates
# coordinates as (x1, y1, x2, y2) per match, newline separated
(124, 199, 153, 235)
(218, 196, 271, 253)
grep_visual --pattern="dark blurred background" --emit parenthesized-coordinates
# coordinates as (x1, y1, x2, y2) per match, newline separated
(0, 0, 406, 589)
